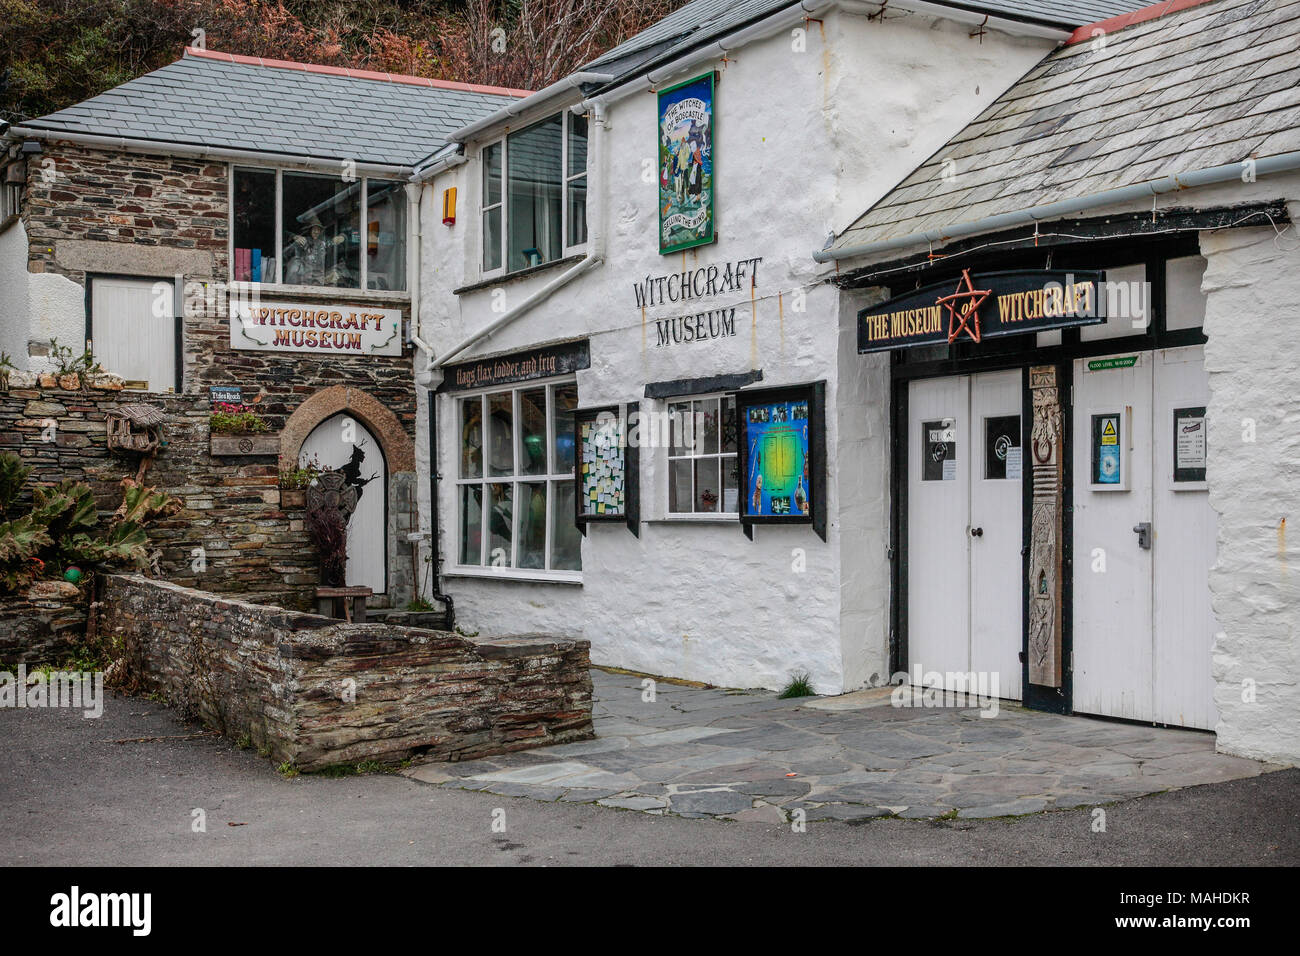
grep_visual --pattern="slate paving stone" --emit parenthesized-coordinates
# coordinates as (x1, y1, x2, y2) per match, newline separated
(483, 782, 568, 801)
(596, 796, 669, 812)
(814, 784, 948, 806)
(896, 806, 956, 819)
(734, 779, 812, 798)
(668, 789, 754, 815)
(804, 804, 893, 822)
(957, 797, 1049, 818)
(557, 788, 623, 803)
(407, 668, 1268, 823)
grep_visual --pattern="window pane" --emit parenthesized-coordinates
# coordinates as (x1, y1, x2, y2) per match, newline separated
(487, 482, 513, 567)
(550, 480, 581, 571)
(694, 457, 720, 513)
(483, 207, 502, 272)
(722, 456, 739, 513)
(282, 172, 360, 288)
(483, 141, 502, 205)
(487, 392, 513, 476)
(460, 398, 482, 479)
(364, 180, 406, 291)
(567, 175, 587, 248)
(669, 401, 692, 456)
(697, 398, 720, 454)
(552, 383, 578, 474)
(520, 387, 547, 476)
(232, 167, 276, 283)
(669, 458, 692, 513)
(721, 395, 737, 454)
(459, 484, 483, 565)
(507, 114, 563, 272)
(517, 482, 547, 570)
(567, 114, 588, 177)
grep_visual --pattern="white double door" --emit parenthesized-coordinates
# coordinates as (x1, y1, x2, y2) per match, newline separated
(908, 369, 1024, 700)
(1072, 347, 1217, 729)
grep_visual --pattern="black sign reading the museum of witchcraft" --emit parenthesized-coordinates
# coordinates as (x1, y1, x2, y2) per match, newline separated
(440, 339, 591, 392)
(858, 270, 1106, 354)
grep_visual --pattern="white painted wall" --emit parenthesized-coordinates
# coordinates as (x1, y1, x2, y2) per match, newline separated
(417, 9, 1055, 692)
(1200, 204, 1300, 767)
(0, 220, 28, 366)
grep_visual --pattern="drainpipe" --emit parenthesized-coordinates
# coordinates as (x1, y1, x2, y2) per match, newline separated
(430, 100, 609, 370)
(813, 150, 1300, 263)
(402, 179, 455, 625)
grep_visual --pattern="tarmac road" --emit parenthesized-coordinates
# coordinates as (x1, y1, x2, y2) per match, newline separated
(2, 691, 1297, 867)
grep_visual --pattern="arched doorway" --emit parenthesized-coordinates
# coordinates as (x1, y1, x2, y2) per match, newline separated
(300, 413, 388, 594)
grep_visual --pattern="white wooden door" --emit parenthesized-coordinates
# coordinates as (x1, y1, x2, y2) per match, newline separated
(90, 277, 176, 392)
(908, 375, 971, 683)
(1152, 347, 1218, 729)
(908, 371, 1023, 698)
(969, 369, 1025, 701)
(300, 414, 387, 594)
(1072, 347, 1215, 728)
(1073, 352, 1155, 722)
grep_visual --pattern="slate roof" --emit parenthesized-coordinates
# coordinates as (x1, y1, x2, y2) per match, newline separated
(586, 0, 1155, 79)
(829, 0, 1300, 254)
(11, 49, 528, 168)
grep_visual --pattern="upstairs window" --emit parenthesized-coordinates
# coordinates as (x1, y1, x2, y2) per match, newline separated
(482, 112, 587, 276)
(231, 167, 406, 291)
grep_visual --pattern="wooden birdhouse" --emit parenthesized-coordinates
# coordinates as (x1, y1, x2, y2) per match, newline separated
(106, 403, 166, 454)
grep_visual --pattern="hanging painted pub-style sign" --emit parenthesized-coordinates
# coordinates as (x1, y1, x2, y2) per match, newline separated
(858, 270, 1106, 353)
(658, 72, 715, 255)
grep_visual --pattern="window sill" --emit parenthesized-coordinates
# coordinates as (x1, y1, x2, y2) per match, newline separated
(646, 514, 739, 524)
(234, 282, 411, 304)
(453, 253, 587, 296)
(445, 567, 583, 585)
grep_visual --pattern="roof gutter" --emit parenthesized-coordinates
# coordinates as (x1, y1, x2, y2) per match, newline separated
(583, 0, 1068, 110)
(439, 72, 616, 147)
(814, 150, 1300, 263)
(2, 125, 412, 177)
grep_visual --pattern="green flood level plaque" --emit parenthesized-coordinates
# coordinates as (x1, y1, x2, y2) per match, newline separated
(1087, 355, 1139, 371)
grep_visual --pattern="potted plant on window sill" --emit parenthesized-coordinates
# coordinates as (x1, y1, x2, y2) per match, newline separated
(209, 402, 278, 456)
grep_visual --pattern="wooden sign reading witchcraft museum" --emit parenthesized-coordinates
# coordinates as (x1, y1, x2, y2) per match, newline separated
(858, 270, 1106, 353)
(230, 300, 404, 356)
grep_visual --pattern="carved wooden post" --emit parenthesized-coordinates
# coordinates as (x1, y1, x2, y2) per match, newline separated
(1029, 365, 1064, 688)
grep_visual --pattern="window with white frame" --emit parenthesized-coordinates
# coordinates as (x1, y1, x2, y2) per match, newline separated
(457, 381, 582, 574)
(667, 394, 739, 515)
(481, 112, 587, 276)
(230, 166, 407, 291)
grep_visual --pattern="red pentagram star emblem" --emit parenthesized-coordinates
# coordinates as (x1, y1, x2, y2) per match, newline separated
(936, 268, 993, 344)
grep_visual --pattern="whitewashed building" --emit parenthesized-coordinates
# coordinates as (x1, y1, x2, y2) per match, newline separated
(407, 0, 1299, 766)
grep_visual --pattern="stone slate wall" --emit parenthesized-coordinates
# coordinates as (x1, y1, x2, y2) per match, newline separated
(24, 142, 228, 283)
(98, 574, 594, 770)
(13, 142, 420, 606)
(0, 592, 86, 667)
(20, 141, 418, 436)
(0, 380, 319, 611)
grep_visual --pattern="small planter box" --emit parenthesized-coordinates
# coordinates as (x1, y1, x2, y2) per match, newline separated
(210, 433, 280, 456)
(280, 489, 306, 508)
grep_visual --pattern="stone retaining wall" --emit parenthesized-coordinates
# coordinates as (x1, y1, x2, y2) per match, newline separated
(96, 574, 593, 770)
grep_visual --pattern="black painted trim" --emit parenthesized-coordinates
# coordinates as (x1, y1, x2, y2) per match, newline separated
(644, 368, 762, 399)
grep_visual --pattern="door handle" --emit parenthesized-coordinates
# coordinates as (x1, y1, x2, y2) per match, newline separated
(970, 527, 983, 537)
(1132, 522, 1152, 550)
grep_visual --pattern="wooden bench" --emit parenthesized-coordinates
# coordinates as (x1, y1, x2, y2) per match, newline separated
(315, 586, 373, 623)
